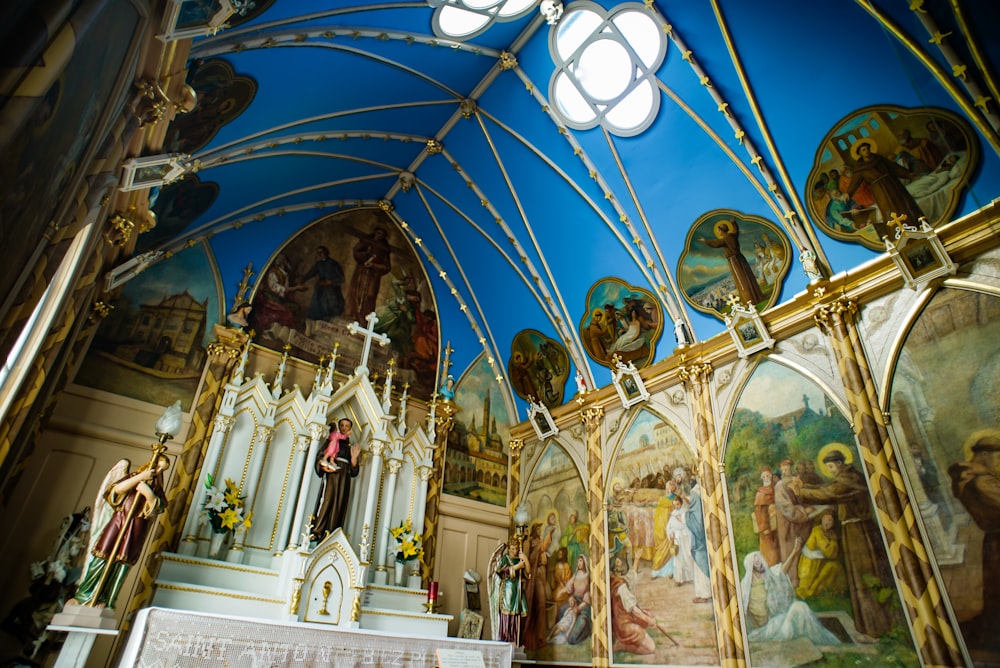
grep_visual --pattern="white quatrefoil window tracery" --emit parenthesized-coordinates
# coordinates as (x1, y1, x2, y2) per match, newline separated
(548, 2, 666, 137)
(431, 0, 538, 40)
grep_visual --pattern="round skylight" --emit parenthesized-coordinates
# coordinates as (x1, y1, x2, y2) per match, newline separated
(548, 2, 666, 137)
(432, 0, 538, 41)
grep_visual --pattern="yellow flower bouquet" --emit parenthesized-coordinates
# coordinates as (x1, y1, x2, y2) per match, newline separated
(389, 519, 423, 563)
(203, 474, 253, 535)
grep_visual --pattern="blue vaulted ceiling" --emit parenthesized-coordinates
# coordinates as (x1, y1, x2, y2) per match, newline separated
(144, 0, 1000, 421)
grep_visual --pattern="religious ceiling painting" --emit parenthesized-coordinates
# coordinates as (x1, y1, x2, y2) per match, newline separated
(226, 0, 275, 27)
(0, 0, 141, 303)
(724, 360, 917, 666)
(137, 175, 219, 252)
(578, 279, 663, 369)
(248, 207, 439, 399)
(507, 329, 570, 408)
(163, 58, 257, 154)
(75, 243, 222, 411)
(606, 409, 717, 665)
(443, 353, 511, 507)
(518, 441, 591, 664)
(886, 287, 1000, 664)
(806, 105, 976, 250)
(677, 211, 790, 321)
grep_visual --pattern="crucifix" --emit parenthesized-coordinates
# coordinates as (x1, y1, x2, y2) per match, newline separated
(347, 312, 390, 376)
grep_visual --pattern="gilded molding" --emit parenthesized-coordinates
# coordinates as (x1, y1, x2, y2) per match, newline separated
(498, 51, 517, 70)
(812, 295, 857, 330)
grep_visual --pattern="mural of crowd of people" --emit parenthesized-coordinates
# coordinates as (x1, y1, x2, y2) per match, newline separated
(511, 442, 593, 663)
(578, 279, 663, 369)
(606, 410, 717, 665)
(888, 287, 1000, 665)
(725, 360, 917, 666)
(806, 105, 976, 250)
(677, 211, 791, 320)
(248, 208, 440, 398)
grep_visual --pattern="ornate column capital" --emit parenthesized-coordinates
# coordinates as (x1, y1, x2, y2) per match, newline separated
(580, 406, 604, 431)
(213, 414, 235, 434)
(386, 458, 403, 476)
(508, 438, 524, 454)
(369, 439, 388, 459)
(309, 423, 328, 441)
(254, 424, 274, 444)
(678, 359, 713, 385)
(417, 465, 434, 481)
(812, 294, 857, 331)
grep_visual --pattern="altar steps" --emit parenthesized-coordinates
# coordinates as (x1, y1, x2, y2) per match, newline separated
(152, 552, 286, 620)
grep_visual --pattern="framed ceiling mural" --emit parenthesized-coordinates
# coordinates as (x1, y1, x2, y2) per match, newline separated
(507, 329, 570, 409)
(886, 287, 1000, 663)
(606, 409, 717, 665)
(163, 57, 256, 154)
(442, 353, 511, 507)
(75, 243, 222, 411)
(724, 360, 917, 666)
(805, 105, 977, 250)
(677, 211, 791, 321)
(248, 207, 439, 399)
(578, 278, 663, 369)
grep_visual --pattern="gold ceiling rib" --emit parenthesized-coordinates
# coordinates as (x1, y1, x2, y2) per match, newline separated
(471, 112, 592, 384)
(599, 125, 691, 332)
(703, 0, 826, 267)
(854, 0, 1000, 157)
(946, 1, 1000, 114)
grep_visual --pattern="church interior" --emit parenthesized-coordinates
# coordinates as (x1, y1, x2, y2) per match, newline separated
(1, 0, 1000, 666)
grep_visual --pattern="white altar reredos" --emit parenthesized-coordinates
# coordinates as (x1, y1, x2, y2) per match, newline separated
(151, 335, 453, 638)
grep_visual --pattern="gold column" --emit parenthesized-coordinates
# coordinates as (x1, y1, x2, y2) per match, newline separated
(679, 359, 745, 668)
(508, 438, 524, 512)
(420, 400, 456, 583)
(814, 296, 963, 667)
(581, 405, 610, 667)
(124, 325, 245, 622)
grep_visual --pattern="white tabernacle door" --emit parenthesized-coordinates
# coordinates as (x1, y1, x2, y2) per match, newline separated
(150, 330, 457, 639)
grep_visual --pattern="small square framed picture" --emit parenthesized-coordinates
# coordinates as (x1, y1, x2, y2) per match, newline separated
(884, 217, 956, 290)
(160, 0, 235, 41)
(119, 154, 188, 191)
(528, 400, 558, 440)
(611, 355, 649, 408)
(726, 304, 774, 359)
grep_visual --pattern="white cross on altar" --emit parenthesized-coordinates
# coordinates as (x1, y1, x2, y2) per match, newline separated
(347, 312, 390, 376)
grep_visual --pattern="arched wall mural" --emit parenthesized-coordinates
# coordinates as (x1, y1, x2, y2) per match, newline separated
(886, 286, 1000, 665)
(723, 359, 917, 666)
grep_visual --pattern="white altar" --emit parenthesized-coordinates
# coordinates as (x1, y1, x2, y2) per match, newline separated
(151, 321, 453, 636)
(119, 608, 512, 667)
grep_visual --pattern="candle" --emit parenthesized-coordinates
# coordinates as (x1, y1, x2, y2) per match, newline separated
(428, 581, 439, 602)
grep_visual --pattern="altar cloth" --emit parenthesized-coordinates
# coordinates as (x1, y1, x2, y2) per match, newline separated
(119, 607, 512, 667)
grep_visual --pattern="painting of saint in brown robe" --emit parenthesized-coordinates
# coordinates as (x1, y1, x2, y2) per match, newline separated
(347, 227, 392, 319)
(796, 446, 900, 638)
(698, 219, 765, 307)
(948, 433, 1000, 654)
(846, 140, 923, 234)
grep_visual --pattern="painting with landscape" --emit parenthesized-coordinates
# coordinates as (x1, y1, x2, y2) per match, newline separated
(677, 211, 790, 320)
(725, 360, 917, 666)
(75, 244, 221, 410)
(442, 354, 511, 507)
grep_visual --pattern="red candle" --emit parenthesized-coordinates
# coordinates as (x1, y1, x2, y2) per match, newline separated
(428, 581, 439, 602)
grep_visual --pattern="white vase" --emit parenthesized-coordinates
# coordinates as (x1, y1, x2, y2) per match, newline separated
(407, 568, 422, 590)
(394, 560, 404, 586)
(208, 532, 227, 559)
